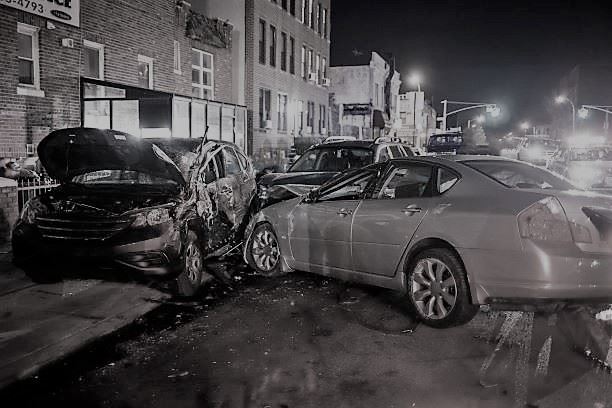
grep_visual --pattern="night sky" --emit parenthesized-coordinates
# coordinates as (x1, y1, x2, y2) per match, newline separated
(330, 0, 612, 134)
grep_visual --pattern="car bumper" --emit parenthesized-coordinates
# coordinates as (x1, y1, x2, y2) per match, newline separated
(459, 242, 612, 306)
(12, 223, 183, 278)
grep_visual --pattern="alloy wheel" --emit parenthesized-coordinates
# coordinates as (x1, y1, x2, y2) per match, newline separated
(251, 227, 280, 272)
(411, 258, 458, 320)
(185, 242, 203, 284)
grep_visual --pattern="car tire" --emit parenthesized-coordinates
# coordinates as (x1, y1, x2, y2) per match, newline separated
(175, 231, 206, 298)
(247, 223, 283, 277)
(406, 248, 478, 328)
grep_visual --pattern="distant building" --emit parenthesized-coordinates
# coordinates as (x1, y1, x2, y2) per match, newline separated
(553, 64, 612, 141)
(329, 51, 401, 140)
(396, 92, 437, 148)
(244, 0, 331, 168)
(0, 0, 247, 158)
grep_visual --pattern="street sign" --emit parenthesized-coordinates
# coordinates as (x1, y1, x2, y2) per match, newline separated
(1, 0, 80, 27)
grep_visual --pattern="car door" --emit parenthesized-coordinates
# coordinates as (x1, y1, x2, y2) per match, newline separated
(351, 162, 438, 277)
(288, 167, 380, 272)
(234, 147, 257, 205)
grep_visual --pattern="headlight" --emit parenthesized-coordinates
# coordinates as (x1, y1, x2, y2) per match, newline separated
(258, 185, 269, 201)
(567, 166, 603, 188)
(131, 208, 171, 228)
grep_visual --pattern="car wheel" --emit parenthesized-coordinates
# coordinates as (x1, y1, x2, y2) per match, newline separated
(176, 231, 205, 297)
(406, 248, 478, 328)
(247, 223, 283, 277)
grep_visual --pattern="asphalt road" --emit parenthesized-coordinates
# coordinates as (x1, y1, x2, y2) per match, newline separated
(2, 265, 611, 408)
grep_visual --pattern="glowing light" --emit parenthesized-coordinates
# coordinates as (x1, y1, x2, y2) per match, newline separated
(579, 108, 589, 119)
(520, 122, 530, 130)
(555, 95, 567, 104)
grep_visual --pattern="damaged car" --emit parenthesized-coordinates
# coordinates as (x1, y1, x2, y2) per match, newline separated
(258, 138, 413, 208)
(245, 155, 612, 328)
(12, 128, 257, 296)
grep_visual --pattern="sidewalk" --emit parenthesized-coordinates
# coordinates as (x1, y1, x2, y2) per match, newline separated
(0, 244, 167, 389)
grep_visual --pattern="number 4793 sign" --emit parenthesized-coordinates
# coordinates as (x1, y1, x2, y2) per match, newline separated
(1, 0, 80, 27)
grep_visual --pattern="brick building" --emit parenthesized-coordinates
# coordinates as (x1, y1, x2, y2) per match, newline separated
(245, 0, 331, 168)
(0, 0, 247, 159)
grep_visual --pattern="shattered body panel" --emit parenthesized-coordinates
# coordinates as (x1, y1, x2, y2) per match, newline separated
(13, 128, 256, 282)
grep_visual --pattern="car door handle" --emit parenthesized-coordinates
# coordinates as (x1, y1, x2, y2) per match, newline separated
(337, 208, 353, 216)
(402, 205, 422, 215)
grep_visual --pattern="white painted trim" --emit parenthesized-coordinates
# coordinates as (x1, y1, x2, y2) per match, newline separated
(17, 23, 41, 91)
(17, 86, 45, 97)
(191, 48, 214, 100)
(173, 40, 182, 74)
(137, 55, 154, 89)
(0, 178, 18, 188)
(83, 40, 105, 80)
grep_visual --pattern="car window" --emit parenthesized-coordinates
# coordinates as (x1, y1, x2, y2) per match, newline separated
(389, 145, 404, 158)
(378, 147, 391, 162)
(224, 147, 243, 176)
(214, 152, 226, 179)
(318, 169, 378, 202)
(437, 168, 459, 194)
(203, 156, 218, 184)
(464, 160, 576, 190)
(378, 164, 433, 199)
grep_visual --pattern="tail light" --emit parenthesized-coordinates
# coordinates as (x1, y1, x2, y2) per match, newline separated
(518, 197, 572, 242)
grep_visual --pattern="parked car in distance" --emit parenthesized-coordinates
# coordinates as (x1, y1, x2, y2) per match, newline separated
(517, 137, 560, 165)
(245, 155, 612, 328)
(257, 138, 413, 208)
(12, 128, 257, 296)
(426, 132, 464, 155)
(547, 138, 612, 193)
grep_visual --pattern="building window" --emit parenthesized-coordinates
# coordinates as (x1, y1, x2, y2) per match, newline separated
(269, 25, 277, 67)
(83, 40, 104, 80)
(319, 104, 327, 133)
(192, 49, 214, 99)
(298, 100, 304, 131)
(323, 8, 328, 39)
(281, 0, 287, 10)
(259, 88, 272, 128)
(308, 0, 314, 29)
(289, 36, 296, 75)
(322, 56, 327, 81)
(258, 19, 266, 65)
(17, 23, 41, 91)
(173, 40, 181, 74)
(277, 93, 288, 131)
(316, 3, 321, 34)
(308, 49, 314, 78)
(315, 53, 321, 84)
(301, 0, 307, 24)
(290, 0, 296, 16)
(137, 55, 154, 89)
(301, 45, 307, 78)
(374, 83, 379, 106)
(307, 101, 315, 131)
(280, 32, 287, 72)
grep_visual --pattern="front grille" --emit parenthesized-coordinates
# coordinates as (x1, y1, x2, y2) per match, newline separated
(36, 216, 132, 241)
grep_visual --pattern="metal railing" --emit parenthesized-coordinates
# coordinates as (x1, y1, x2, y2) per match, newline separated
(17, 178, 60, 212)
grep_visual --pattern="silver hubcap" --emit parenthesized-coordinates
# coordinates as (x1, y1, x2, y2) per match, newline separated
(251, 227, 280, 272)
(185, 243, 202, 283)
(411, 258, 457, 320)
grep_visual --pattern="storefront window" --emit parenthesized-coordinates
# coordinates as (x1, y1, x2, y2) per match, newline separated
(191, 101, 207, 139)
(207, 103, 221, 140)
(222, 106, 235, 142)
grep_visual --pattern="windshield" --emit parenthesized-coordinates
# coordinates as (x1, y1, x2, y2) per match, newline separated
(570, 147, 612, 161)
(464, 160, 576, 190)
(72, 170, 179, 186)
(289, 147, 374, 172)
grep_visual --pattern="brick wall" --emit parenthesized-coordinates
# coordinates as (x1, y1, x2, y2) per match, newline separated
(0, 179, 18, 243)
(245, 0, 331, 168)
(0, 1, 234, 158)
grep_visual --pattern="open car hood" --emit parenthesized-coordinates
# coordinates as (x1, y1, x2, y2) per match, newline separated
(38, 128, 186, 186)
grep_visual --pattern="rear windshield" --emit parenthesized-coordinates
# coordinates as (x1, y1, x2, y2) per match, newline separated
(289, 147, 374, 172)
(463, 160, 576, 190)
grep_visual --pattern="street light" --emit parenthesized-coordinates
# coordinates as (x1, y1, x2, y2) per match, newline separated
(475, 114, 486, 124)
(409, 73, 422, 92)
(579, 108, 589, 119)
(520, 122, 530, 135)
(555, 95, 576, 135)
(438, 100, 500, 132)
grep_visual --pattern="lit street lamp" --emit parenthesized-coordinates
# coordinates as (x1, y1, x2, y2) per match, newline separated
(409, 73, 422, 92)
(555, 95, 576, 135)
(520, 122, 530, 135)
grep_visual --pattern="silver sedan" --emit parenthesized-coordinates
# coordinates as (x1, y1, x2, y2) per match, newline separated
(244, 156, 612, 328)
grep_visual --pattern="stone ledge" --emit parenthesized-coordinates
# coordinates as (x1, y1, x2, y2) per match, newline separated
(0, 178, 17, 188)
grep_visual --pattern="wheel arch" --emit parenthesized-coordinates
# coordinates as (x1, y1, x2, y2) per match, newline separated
(402, 237, 477, 305)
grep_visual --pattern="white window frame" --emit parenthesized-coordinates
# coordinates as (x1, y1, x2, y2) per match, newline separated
(137, 54, 154, 89)
(192, 48, 214, 100)
(173, 40, 181, 74)
(16, 23, 44, 97)
(83, 40, 105, 80)
(277, 92, 288, 131)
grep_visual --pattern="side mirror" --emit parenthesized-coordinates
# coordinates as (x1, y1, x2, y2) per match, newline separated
(304, 189, 318, 203)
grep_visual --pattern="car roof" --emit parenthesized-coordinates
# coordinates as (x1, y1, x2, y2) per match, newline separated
(386, 154, 516, 167)
(309, 140, 407, 150)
